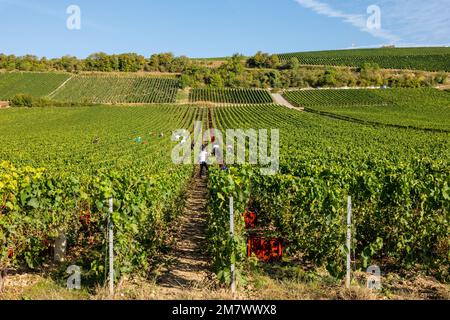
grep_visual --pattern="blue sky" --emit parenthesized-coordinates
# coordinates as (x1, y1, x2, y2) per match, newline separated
(0, 0, 449, 58)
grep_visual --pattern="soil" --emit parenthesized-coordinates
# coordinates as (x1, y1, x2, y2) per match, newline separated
(155, 169, 218, 298)
(271, 93, 303, 110)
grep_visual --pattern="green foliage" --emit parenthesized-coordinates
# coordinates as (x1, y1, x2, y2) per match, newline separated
(10, 94, 82, 108)
(211, 103, 449, 281)
(318, 69, 338, 86)
(247, 52, 281, 69)
(84, 52, 146, 72)
(147, 53, 191, 73)
(0, 105, 198, 279)
(0, 161, 191, 279)
(11, 94, 33, 107)
(206, 166, 252, 282)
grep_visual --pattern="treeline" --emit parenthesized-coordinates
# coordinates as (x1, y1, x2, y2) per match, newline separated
(1, 52, 448, 89)
(181, 54, 448, 89)
(0, 53, 190, 73)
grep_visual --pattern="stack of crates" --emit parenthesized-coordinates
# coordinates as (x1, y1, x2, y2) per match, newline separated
(243, 210, 284, 262)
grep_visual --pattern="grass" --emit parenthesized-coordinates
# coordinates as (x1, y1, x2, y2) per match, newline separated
(0, 273, 90, 300)
(2, 264, 448, 300)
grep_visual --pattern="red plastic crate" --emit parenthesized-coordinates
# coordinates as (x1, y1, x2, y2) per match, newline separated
(247, 236, 284, 262)
(243, 210, 257, 229)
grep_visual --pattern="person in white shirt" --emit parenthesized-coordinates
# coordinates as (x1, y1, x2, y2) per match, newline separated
(199, 144, 208, 177)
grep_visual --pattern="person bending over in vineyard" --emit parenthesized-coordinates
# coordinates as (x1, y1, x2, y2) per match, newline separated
(212, 141, 223, 165)
(199, 144, 208, 178)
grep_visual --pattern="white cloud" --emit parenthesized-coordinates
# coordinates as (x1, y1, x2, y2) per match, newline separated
(379, 0, 450, 45)
(294, 0, 400, 43)
(294, 0, 450, 47)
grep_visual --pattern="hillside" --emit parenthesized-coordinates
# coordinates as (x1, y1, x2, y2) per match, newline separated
(278, 47, 450, 72)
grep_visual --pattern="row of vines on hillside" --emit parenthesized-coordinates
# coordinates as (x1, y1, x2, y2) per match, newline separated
(0, 105, 202, 283)
(52, 75, 180, 104)
(278, 47, 450, 72)
(206, 103, 449, 283)
(189, 88, 273, 104)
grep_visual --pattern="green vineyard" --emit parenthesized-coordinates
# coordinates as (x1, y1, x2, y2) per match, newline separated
(0, 105, 209, 279)
(283, 89, 390, 107)
(208, 104, 449, 281)
(278, 47, 450, 72)
(189, 88, 273, 104)
(283, 88, 450, 131)
(51, 74, 179, 104)
(2, 0, 450, 301)
(1, 100, 448, 284)
(0, 72, 70, 100)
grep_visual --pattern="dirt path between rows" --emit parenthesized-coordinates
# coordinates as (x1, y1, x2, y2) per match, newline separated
(47, 75, 74, 98)
(271, 93, 303, 111)
(155, 169, 217, 298)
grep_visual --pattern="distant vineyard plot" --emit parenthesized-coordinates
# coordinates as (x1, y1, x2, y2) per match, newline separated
(0, 72, 70, 100)
(278, 47, 450, 72)
(52, 74, 179, 103)
(284, 88, 450, 131)
(283, 89, 390, 107)
(189, 88, 273, 104)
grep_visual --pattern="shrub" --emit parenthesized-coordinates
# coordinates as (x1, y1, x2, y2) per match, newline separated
(11, 94, 33, 108)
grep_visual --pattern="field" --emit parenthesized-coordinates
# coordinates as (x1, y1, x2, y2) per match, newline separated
(283, 88, 450, 131)
(189, 88, 273, 104)
(51, 74, 179, 103)
(278, 47, 450, 72)
(0, 69, 449, 299)
(1, 98, 449, 292)
(283, 89, 390, 107)
(0, 72, 70, 99)
(0, 105, 209, 281)
(208, 104, 449, 283)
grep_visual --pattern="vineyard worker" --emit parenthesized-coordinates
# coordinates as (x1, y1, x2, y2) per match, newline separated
(199, 145, 209, 178)
(212, 141, 220, 156)
(212, 141, 224, 165)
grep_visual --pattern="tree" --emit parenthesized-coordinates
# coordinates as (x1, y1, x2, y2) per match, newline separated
(85, 52, 113, 72)
(360, 63, 382, 86)
(207, 73, 224, 88)
(286, 57, 300, 70)
(267, 54, 280, 69)
(170, 56, 191, 73)
(247, 51, 268, 68)
(148, 53, 175, 72)
(247, 52, 280, 69)
(318, 69, 337, 87)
